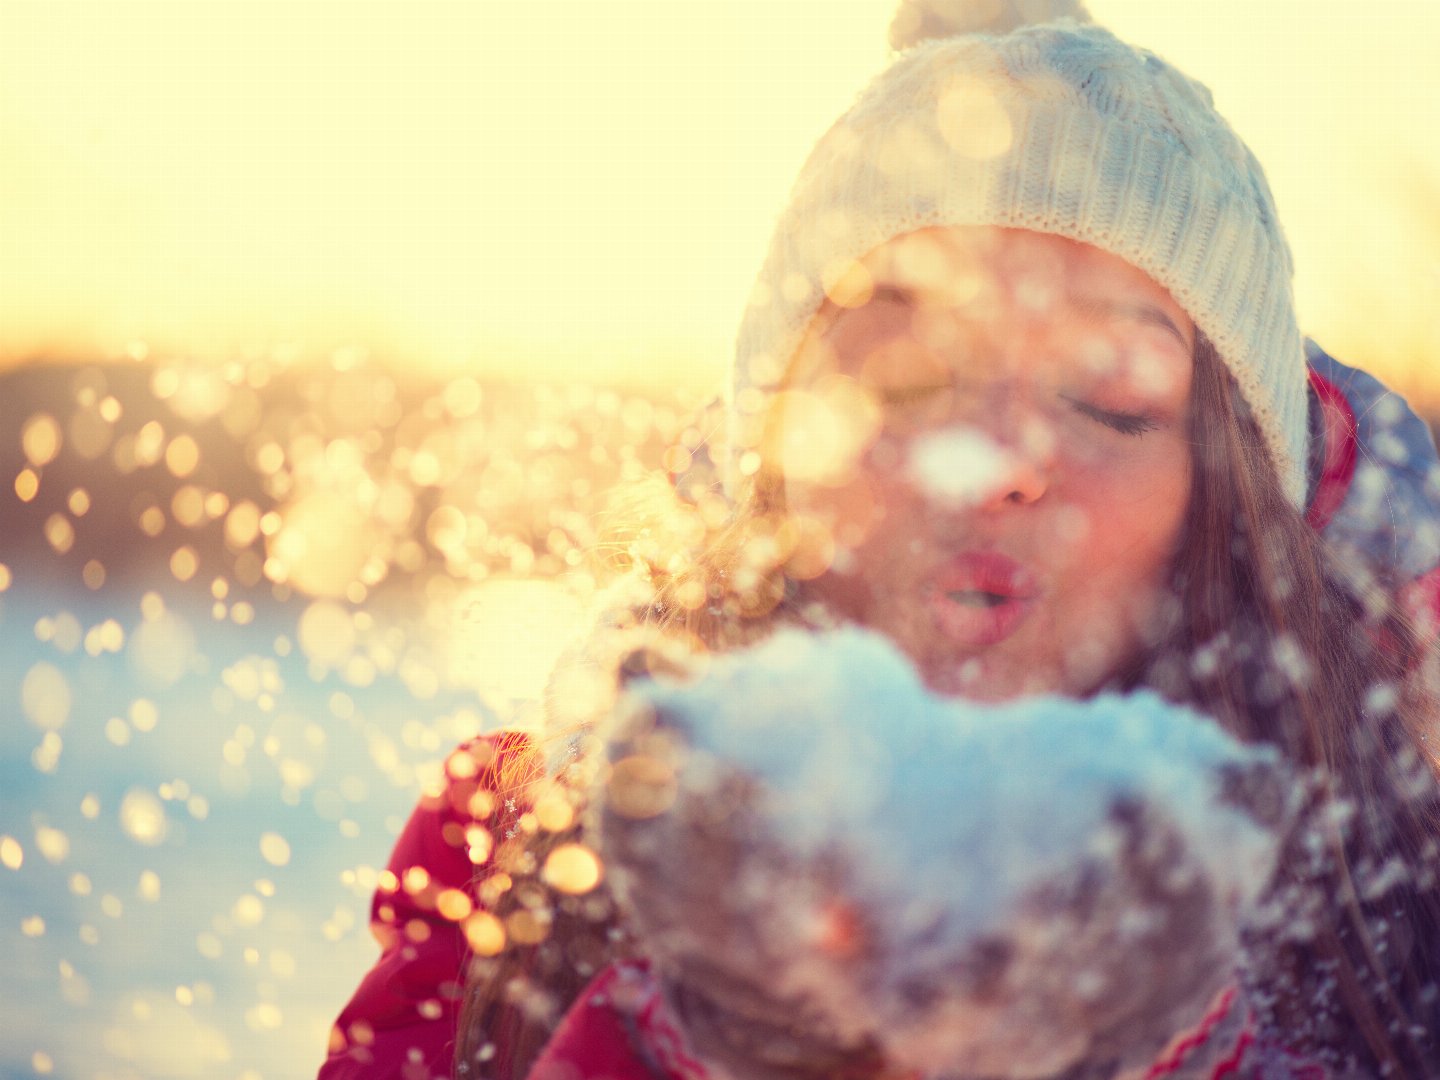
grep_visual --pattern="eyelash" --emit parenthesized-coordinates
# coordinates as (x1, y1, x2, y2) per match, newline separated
(874, 385, 1160, 437)
(1063, 396, 1158, 436)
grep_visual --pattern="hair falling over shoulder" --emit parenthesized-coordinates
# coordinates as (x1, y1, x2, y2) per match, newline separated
(455, 336, 1440, 1080)
(1127, 335, 1440, 1075)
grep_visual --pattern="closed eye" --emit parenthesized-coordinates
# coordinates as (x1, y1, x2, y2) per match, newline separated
(877, 382, 950, 406)
(1062, 395, 1158, 436)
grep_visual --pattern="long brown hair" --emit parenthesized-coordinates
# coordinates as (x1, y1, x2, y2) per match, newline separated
(1136, 336, 1440, 1075)
(455, 336, 1440, 1077)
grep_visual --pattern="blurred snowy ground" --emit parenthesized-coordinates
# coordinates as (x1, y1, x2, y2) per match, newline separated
(0, 356, 703, 1080)
(1, 592, 453, 1080)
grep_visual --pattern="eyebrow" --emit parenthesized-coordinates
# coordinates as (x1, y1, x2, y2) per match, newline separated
(867, 283, 918, 307)
(856, 284, 1191, 351)
(1072, 296, 1191, 350)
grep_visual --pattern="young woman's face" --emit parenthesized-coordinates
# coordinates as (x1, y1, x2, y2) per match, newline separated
(776, 226, 1195, 701)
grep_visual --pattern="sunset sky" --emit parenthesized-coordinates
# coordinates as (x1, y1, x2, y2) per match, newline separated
(3, 0, 1438, 396)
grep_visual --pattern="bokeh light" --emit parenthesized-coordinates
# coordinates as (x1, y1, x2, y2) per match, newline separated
(0, 346, 703, 1077)
(2, 2, 1438, 1077)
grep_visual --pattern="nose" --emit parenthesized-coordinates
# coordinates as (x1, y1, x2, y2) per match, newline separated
(978, 443, 1049, 508)
(947, 384, 1054, 510)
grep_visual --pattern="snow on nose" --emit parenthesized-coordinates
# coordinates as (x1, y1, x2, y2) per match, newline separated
(907, 425, 1047, 508)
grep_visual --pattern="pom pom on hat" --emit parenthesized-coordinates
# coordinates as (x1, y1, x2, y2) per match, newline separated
(889, 0, 1093, 50)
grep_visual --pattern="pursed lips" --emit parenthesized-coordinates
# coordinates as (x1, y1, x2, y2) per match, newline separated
(926, 551, 1040, 648)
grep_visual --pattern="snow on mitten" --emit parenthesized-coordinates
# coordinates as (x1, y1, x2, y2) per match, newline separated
(594, 627, 1297, 1080)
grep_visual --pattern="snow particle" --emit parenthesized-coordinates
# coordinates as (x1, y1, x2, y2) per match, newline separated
(462, 912, 506, 957)
(138, 871, 162, 901)
(937, 75, 1014, 161)
(541, 843, 605, 896)
(1, 836, 23, 870)
(22, 413, 63, 467)
(298, 600, 357, 667)
(119, 789, 169, 846)
(34, 827, 69, 864)
(21, 662, 72, 731)
(43, 515, 75, 554)
(908, 427, 1019, 507)
(15, 467, 40, 502)
(259, 833, 292, 868)
(130, 700, 158, 732)
(232, 895, 265, 928)
(245, 1002, 283, 1031)
(435, 889, 474, 922)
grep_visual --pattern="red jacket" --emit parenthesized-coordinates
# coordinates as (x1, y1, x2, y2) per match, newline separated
(319, 731, 543, 1080)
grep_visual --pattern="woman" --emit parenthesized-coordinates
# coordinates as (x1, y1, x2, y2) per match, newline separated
(320, 3, 1440, 1077)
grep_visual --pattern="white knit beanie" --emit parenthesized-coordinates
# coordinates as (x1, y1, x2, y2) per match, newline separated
(731, 0, 1308, 506)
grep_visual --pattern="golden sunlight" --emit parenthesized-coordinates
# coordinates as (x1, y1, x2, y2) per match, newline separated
(1, 1, 1437, 392)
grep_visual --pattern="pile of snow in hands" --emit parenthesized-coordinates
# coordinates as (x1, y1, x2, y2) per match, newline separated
(597, 627, 1296, 1079)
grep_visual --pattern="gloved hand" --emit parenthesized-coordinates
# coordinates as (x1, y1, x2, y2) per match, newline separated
(594, 627, 1297, 1080)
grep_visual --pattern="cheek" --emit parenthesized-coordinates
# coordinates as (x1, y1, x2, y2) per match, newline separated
(1060, 460, 1189, 601)
(784, 470, 891, 555)
(784, 436, 921, 540)
(1042, 475, 1188, 693)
